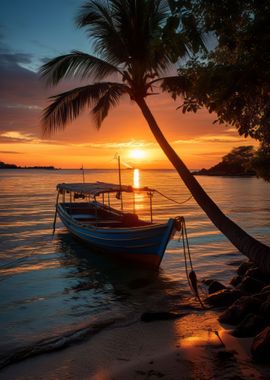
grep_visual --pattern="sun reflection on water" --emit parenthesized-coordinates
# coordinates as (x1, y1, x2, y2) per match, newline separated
(132, 169, 145, 211)
(133, 168, 140, 188)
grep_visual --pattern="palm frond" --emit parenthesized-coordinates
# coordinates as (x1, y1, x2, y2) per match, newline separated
(116, 0, 172, 75)
(181, 13, 207, 54)
(76, 0, 172, 75)
(40, 51, 122, 86)
(42, 82, 129, 136)
(76, 1, 128, 66)
(92, 84, 128, 128)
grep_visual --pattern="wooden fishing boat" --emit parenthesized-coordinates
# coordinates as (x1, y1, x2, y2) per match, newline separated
(54, 182, 176, 267)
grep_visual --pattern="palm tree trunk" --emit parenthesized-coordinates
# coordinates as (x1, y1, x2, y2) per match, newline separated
(136, 97, 270, 274)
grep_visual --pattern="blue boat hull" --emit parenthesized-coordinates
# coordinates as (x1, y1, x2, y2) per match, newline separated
(57, 203, 175, 267)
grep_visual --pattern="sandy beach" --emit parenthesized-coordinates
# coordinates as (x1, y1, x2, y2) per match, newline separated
(0, 310, 268, 380)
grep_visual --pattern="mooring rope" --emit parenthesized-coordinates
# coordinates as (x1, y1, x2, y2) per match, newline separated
(155, 190, 193, 205)
(175, 216, 205, 309)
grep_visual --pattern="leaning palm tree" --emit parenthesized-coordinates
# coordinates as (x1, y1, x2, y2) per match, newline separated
(40, 0, 270, 273)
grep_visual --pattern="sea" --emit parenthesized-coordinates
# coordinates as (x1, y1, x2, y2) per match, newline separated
(0, 168, 270, 366)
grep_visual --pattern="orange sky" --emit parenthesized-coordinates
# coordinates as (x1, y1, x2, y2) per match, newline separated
(0, 2, 257, 170)
(0, 89, 256, 169)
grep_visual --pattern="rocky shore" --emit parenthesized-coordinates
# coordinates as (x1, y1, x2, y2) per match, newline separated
(204, 260, 270, 362)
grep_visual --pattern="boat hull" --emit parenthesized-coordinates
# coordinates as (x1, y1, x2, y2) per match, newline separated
(57, 203, 175, 267)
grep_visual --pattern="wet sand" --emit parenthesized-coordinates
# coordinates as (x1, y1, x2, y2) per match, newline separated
(0, 311, 268, 380)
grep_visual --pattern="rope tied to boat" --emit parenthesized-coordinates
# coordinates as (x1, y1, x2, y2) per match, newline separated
(155, 190, 193, 205)
(175, 216, 205, 309)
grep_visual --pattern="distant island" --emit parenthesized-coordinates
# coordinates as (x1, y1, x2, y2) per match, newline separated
(193, 167, 256, 177)
(0, 161, 57, 170)
(193, 146, 257, 177)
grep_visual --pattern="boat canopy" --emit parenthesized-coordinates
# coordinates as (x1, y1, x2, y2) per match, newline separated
(57, 182, 155, 197)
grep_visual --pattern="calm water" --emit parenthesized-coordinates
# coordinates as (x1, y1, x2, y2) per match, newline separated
(0, 169, 270, 361)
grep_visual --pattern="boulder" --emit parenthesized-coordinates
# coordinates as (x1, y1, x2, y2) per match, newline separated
(251, 326, 270, 361)
(245, 268, 270, 284)
(260, 295, 270, 317)
(237, 261, 256, 276)
(237, 276, 265, 294)
(230, 275, 243, 287)
(205, 289, 242, 307)
(232, 313, 267, 337)
(254, 289, 270, 301)
(208, 280, 227, 294)
(202, 279, 216, 286)
(219, 296, 261, 325)
(244, 267, 261, 278)
(261, 284, 270, 293)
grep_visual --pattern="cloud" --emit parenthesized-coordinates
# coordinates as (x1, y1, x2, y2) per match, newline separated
(0, 52, 32, 67)
(192, 151, 227, 156)
(173, 135, 247, 145)
(0, 44, 49, 140)
(0, 133, 159, 152)
(0, 131, 38, 143)
(0, 150, 23, 154)
(5, 104, 42, 110)
(80, 140, 156, 149)
(200, 136, 247, 143)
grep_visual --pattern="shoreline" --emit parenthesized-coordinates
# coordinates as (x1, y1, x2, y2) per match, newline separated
(0, 310, 268, 380)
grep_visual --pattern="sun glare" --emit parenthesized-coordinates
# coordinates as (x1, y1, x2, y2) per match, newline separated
(133, 168, 140, 188)
(129, 149, 146, 160)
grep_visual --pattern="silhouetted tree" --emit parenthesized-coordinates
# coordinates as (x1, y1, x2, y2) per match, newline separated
(40, 0, 270, 272)
(166, 0, 270, 145)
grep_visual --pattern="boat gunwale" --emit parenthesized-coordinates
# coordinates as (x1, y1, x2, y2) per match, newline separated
(58, 203, 174, 236)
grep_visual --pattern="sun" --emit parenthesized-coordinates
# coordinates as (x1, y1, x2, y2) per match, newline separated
(129, 149, 146, 160)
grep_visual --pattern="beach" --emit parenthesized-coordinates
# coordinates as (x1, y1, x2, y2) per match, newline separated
(1, 310, 269, 379)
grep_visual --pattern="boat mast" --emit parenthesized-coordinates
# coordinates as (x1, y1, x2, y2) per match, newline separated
(117, 155, 123, 211)
(81, 164, 85, 183)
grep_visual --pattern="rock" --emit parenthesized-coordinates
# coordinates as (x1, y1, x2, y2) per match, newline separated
(208, 280, 227, 294)
(237, 276, 265, 294)
(245, 267, 261, 278)
(232, 313, 267, 337)
(141, 312, 187, 322)
(237, 261, 255, 276)
(252, 289, 270, 301)
(230, 275, 243, 287)
(202, 279, 216, 286)
(261, 284, 270, 293)
(260, 295, 270, 317)
(205, 289, 242, 307)
(219, 296, 261, 325)
(245, 268, 270, 284)
(251, 326, 270, 361)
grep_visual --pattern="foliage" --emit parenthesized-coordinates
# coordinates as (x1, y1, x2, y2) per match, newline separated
(0, 161, 17, 169)
(251, 145, 270, 182)
(222, 146, 255, 173)
(165, 0, 270, 145)
(195, 146, 256, 176)
(195, 145, 270, 181)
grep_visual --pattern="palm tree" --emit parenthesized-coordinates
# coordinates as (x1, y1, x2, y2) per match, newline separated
(40, 0, 270, 273)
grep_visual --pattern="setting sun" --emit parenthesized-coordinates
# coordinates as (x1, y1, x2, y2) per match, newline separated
(129, 149, 146, 161)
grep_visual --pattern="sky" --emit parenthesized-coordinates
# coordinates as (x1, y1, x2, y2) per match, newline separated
(0, 0, 256, 169)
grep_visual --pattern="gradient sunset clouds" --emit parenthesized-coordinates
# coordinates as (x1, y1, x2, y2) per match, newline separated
(0, 0, 255, 169)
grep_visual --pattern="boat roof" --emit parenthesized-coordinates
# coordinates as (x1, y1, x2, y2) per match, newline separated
(57, 182, 155, 197)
